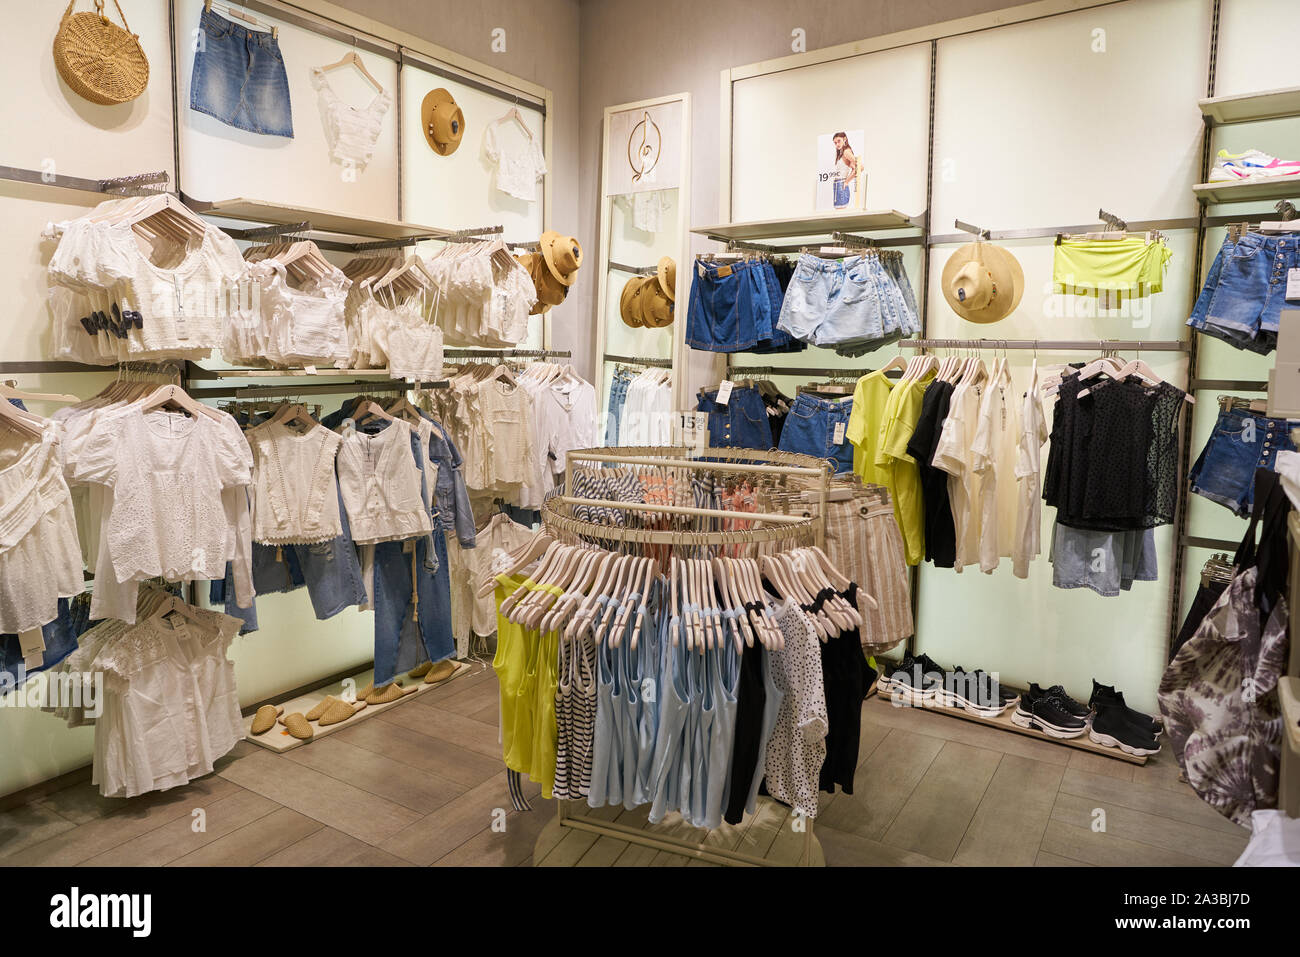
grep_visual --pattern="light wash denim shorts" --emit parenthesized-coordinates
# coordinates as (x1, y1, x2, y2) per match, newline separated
(191, 6, 294, 138)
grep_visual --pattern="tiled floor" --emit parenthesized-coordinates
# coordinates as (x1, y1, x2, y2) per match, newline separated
(0, 668, 1249, 867)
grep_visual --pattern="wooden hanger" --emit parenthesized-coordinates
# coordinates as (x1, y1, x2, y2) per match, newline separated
(138, 384, 223, 421)
(476, 532, 553, 598)
(318, 49, 384, 94)
(0, 382, 79, 405)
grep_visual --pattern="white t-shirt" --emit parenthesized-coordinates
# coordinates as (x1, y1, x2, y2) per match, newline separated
(931, 380, 984, 572)
(483, 118, 547, 202)
(971, 378, 1021, 573)
(1013, 384, 1049, 579)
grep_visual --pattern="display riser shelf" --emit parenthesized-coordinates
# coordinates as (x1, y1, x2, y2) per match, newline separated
(187, 195, 448, 242)
(1193, 178, 1300, 205)
(243, 662, 473, 754)
(863, 692, 1149, 765)
(1198, 85, 1300, 125)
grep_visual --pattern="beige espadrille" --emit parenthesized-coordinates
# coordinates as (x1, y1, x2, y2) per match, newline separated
(407, 662, 433, 679)
(306, 696, 339, 722)
(423, 660, 462, 685)
(366, 682, 411, 705)
(319, 698, 367, 727)
(250, 704, 283, 735)
(281, 712, 314, 740)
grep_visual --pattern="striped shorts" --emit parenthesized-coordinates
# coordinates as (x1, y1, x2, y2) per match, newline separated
(821, 499, 913, 653)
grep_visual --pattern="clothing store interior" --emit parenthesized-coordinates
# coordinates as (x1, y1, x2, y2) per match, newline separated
(4, 0, 1300, 880)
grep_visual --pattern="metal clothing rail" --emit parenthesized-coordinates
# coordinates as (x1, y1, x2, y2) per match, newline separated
(899, 338, 1191, 352)
(189, 379, 446, 400)
(727, 365, 892, 379)
(926, 216, 1199, 246)
(444, 348, 571, 359)
(604, 353, 672, 368)
(1190, 378, 1269, 391)
(221, 221, 312, 241)
(444, 225, 505, 243)
(608, 261, 659, 275)
(0, 165, 171, 198)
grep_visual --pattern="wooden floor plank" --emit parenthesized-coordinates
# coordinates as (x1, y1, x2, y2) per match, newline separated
(815, 822, 952, 866)
(817, 728, 944, 840)
(217, 748, 423, 845)
(434, 805, 555, 867)
(953, 753, 1065, 867)
(84, 789, 280, 866)
(283, 736, 467, 813)
(169, 806, 323, 866)
(0, 802, 78, 859)
(1035, 849, 1093, 867)
(1052, 792, 1247, 865)
(376, 704, 502, 758)
(882, 740, 1002, 861)
(1039, 817, 1219, 868)
(862, 697, 1073, 767)
(257, 826, 414, 866)
(1059, 768, 1247, 837)
(378, 773, 537, 864)
(331, 716, 502, 788)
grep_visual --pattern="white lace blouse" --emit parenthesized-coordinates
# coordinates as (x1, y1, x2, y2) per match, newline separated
(247, 420, 344, 545)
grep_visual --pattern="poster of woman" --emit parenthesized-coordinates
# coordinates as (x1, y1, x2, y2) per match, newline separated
(816, 130, 864, 211)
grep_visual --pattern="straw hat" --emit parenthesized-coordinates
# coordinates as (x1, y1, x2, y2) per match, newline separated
(655, 256, 676, 302)
(541, 231, 583, 286)
(640, 278, 673, 328)
(941, 242, 1024, 324)
(620, 276, 647, 327)
(421, 88, 465, 156)
(521, 252, 567, 312)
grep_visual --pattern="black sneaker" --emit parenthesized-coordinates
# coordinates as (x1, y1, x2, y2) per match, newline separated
(1032, 683, 1090, 722)
(938, 666, 1011, 717)
(970, 667, 1019, 706)
(1089, 702, 1161, 756)
(1012, 685, 1087, 738)
(883, 653, 940, 705)
(1090, 680, 1162, 736)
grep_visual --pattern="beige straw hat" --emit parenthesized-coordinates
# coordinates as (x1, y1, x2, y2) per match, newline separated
(941, 241, 1024, 324)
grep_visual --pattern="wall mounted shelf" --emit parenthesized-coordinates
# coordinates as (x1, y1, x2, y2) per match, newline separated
(1193, 178, 1300, 205)
(1198, 85, 1300, 125)
(184, 195, 449, 242)
(693, 209, 922, 244)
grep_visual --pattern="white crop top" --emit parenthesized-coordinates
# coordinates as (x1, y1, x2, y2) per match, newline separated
(310, 68, 391, 171)
(336, 419, 432, 545)
(483, 118, 546, 202)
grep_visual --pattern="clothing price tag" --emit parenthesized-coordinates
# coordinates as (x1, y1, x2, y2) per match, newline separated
(17, 627, 45, 659)
(832, 421, 847, 445)
(676, 411, 710, 454)
(304, 364, 318, 375)
(716, 380, 734, 406)
(1287, 268, 1300, 302)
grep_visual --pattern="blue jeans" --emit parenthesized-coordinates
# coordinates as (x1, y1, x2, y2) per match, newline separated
(372, 528, 454, 687)
(833, 179, 851, 208)
(696, 386, 773, 450)
(685, 260, 770, 353)
(605, 370, 632, 446)
(1188, 409, 1299, 516)
(777, 392, 855, 474)
(191, 6, 293, 137)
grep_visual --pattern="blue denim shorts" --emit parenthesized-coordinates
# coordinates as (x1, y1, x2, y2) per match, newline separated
(1188, 408, 1299, 516)
(686, 260, 770, 352)
(191, 7, 293, 138)
(697, 386, 773, 450)
(776, 392, 854, 474)
(833, 179, 851, 208)
(1050, 526, 1157, 597)
(1188, 234, 1300, 354)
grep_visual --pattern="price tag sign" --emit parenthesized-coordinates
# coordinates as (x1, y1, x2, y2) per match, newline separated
(832, 421, 847, 445)
(715, 379, 734, 407)
(1287, 268, 1300, 302)
(304, 364, 318, 375)
(676, 411, 710, 454)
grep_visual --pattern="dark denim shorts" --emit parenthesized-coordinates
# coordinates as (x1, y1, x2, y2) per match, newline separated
(777, 392, 854, 474)
(1188, 234, 1300, 354)
(685, 260, 769, 352)
(1189, 408, 1298, 516)
(697, 386, 773, 450)
(191, 7, 293, 138)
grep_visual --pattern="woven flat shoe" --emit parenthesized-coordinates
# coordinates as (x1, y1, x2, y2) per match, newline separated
(366, 682, 411, 705)
(281, 713, 314, 740)
(250, 704, 283, 735)
(424, 660, 463, 685)
(407, 662, 433, 679)
(306, 696, 338, 722)
(319, 698, 368, 727)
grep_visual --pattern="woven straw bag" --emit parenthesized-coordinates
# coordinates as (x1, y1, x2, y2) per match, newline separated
(53, 0, 149, 105)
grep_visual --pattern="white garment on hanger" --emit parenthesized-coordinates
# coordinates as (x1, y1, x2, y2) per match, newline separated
(310, 67, 391, 170)
(483, 117, 546, 202)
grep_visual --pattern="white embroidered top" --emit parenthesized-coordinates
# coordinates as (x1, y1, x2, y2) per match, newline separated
(310, 67, 391, 170)
(336, 419, 432, 545)
(483, 117, 547, 202)
(247, 420, 344, 545)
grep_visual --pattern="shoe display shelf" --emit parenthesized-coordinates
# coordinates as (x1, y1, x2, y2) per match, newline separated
(1193, 177, 1300, 205)
(1198, 85, 1300, 126)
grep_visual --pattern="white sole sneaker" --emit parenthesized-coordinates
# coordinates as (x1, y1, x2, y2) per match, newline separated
(1011, 707, 1086, 739)
(935, 688, 1007, 718)
(889, 683, 936, 707)
(1088, 728, 1160, 756)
